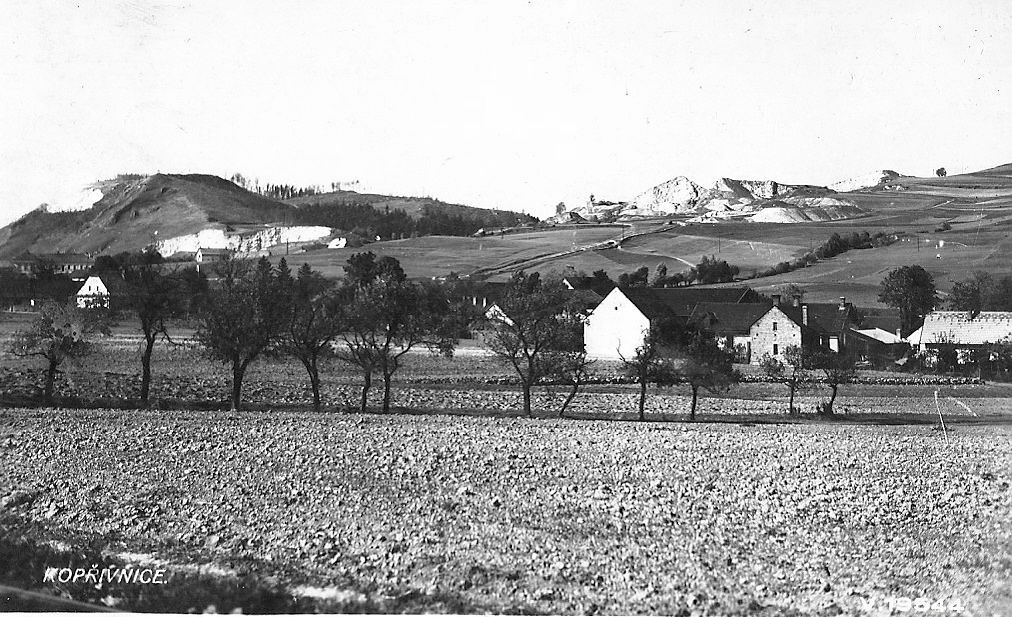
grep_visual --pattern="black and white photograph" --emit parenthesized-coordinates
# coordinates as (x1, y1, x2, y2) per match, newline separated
(1, 1, 1010, 614)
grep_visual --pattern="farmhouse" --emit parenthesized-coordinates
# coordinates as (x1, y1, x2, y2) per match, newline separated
(13, 252, 92, 277)
(908, 311, 1012, 354)
(584, 288, 866, 363)
(583, 286, 762, 360)
(75, 274, 131, 310)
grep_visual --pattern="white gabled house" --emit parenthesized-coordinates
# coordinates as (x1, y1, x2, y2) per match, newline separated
(583, 287, 653, 360)
(75, 274, 131, 310)
(583, 286, 762, 361)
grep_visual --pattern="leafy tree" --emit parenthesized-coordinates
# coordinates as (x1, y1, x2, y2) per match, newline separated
(650, 263, 669, 287)
(948, 271, 994, 316)
(878, 265, 937, 336)
(591, 269, 614, 287)
(280, 263, 343, 412)
(776, 283, 806, 304)
(482, 271, 581, 416)
(691, 255, 739, 284)
(8, 301, 108, 402)
(618, 266, 649, 287)
(676, 328, 740, 421)
(195, 257, 288, 411)
(121, 264, 183, 404)
(336, 273, 458, 413)
(620, 323, 682, 421)
(760, 345, 810, 414)
(809, 349, 858, 415)
(342, 251, 406, 288)
(936, 167, 947, 177)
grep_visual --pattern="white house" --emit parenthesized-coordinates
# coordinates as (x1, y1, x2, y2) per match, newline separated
(583, 286, 761, 360)
(75, 275, 131, 310)
(76, 275, 109, 309)
(910, 311, 1012, 352)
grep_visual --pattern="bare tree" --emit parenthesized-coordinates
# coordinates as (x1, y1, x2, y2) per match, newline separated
(8, 301, 108, 403)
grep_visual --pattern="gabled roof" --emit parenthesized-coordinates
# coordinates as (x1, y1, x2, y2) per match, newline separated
(76, 274, 133, 296)
(621, 286, 759, 320)
(855, 307, 902, 333)
(776, 303, 855, 335)
(688, 302, 774, 335)
(918, 311, 1012, 346)
(563, 276, 617, 298)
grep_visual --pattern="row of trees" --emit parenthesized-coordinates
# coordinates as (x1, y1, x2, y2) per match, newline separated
(8, 253, 466, 413)
(614, 255, 740, 288)
(760, 346, 857, 415)
(754, 231, 897, 279)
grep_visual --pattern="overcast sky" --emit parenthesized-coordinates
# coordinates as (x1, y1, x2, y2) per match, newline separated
(1, 0, 1010, 225)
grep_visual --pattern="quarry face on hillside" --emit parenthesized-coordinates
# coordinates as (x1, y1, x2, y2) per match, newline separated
(568, 173, 866, 223)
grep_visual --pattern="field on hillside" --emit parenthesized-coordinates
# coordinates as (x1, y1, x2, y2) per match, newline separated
(271, 226, 623, 278)
(2, 409, 1010, 614)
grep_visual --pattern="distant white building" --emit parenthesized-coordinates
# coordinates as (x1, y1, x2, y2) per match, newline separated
(327, 237, 348, 249)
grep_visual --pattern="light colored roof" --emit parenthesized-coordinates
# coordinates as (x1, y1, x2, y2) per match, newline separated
(918, 311, 1012, 346)
(854, 327, 904, 344)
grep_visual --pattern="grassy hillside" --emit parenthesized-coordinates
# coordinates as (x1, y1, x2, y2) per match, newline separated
(0, 174, 291, 259)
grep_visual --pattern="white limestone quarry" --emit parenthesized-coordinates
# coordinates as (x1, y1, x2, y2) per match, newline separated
(40, 185, 105, 212)
(829, 170, 901, 192)
(631, 176, 703, 214)
(156, 225, 332, 257)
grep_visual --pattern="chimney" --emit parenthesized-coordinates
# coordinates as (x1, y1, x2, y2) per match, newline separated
(802, 304, 809, 326)
(772, 294, 781, 306)
(793, 295, 801, 307)
(839, 296, 847, 310)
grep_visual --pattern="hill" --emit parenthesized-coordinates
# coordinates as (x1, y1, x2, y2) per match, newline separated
(0, 175, 537, 259)
(0, 174, 291, 259)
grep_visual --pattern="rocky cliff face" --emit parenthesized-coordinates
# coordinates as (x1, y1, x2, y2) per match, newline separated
(627, 175, 830, 217)
(565, 172, 869, 224)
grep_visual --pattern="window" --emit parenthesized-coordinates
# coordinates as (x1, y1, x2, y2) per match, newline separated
(773, 343, 779, 355)
(772, 322, 777, 331)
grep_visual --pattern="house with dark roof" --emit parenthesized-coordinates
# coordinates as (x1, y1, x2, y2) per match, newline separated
(13, 252, 92, 277)
(585, 287, 866, 363)
(687, 302, 773, 362)
(583, 286, 762, 360)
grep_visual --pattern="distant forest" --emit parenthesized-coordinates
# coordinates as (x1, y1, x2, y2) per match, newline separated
(228, 172, 538, 240)
(292, 201, 531, 240)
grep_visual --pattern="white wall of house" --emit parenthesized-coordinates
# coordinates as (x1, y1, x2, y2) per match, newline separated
(76, 275, 110, 309)
(584, 288, 651, 360)
(749, 306, 801, 363)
